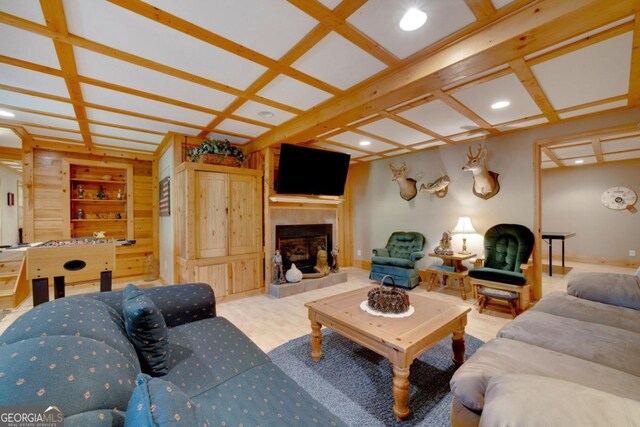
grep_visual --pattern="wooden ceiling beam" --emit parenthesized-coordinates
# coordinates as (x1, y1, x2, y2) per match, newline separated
(318, 139, 375, 156)
(378, 111, 453, 144)
(40, 0, 92, 148)
(592, 137, 605, 163)
(244, 0, 640, 154)
(0, 84, 221, 136)
(0, 103, 166, 136)
(509, 58, 560, 123)
(347, 128, 412, 150)
(527, 19, 635, 66)
(107, 0, 341, 96)
(386, 94, 435, 114)
(628, 13, 640, 106)
(0, 54, 275, 130)
(287, 0, 400, 67)
(444, 66, 512, 94)
(197, 0, 363, 138)
(433, 89, 498, 134)
(0, 146, 23, 161)
(464, 0, 498, 22)
(0, 11, 303, 115)
(0, 119, 160, 147)
(538, 123, 640, 147)
(30, 138, 156, 161)
(542, 146, 564, 167)
(555, 94, 628, 115)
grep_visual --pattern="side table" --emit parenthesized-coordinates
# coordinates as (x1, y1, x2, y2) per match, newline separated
(425, 252, 476, 300)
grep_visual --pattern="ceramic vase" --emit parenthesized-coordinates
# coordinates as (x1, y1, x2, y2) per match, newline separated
(285, 263, 303, 283)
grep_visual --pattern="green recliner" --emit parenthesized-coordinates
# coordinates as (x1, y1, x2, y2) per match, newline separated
(369, 232, 426, 289)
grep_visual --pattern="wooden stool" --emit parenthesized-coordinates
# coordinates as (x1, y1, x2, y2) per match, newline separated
(477, 287, 519, 318)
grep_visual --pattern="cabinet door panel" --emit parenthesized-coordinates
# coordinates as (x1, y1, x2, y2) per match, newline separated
(195, 263, 229, 298)
(231, 257, 260, 294)
(196, 172, 228, 258)
(229, 175, 258, 255)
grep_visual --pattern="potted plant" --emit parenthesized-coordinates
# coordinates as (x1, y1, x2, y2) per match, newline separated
(187, 138, 247, 167)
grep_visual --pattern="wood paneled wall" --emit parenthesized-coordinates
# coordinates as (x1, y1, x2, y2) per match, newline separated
(29, 148, 156, 279)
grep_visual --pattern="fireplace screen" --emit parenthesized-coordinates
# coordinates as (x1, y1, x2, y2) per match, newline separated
(276, 224, 333, 273)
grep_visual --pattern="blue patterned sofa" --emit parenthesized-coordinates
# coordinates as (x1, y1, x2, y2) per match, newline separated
(0, 284, 344, 426)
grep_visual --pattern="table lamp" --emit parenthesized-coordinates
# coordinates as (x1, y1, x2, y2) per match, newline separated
(452, 216, 476, 254)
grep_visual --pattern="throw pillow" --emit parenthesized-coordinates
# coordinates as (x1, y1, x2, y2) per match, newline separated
(125, 374, 209, 427)
(122, 284, 169, 376)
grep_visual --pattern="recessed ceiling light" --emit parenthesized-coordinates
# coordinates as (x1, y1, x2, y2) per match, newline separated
(491, 100, 510, 110)
(574, 159, 584, 164)
(359, 140, 371, 146)
(0, 110, 15, 117)
(258, 111, 274, 118)
(399, 8, 427, 32)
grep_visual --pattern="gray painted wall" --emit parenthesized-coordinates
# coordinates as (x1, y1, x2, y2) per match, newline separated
(542, 159, 640, 261)
(349, 108, 640, 270)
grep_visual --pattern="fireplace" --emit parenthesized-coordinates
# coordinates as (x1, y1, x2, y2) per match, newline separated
(275, 224, 333, 274)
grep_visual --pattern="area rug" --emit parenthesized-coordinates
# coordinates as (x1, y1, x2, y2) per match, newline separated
(268, 330, 483, 427)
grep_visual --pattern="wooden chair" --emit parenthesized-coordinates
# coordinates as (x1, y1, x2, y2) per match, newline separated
(468, 224, 535, 312)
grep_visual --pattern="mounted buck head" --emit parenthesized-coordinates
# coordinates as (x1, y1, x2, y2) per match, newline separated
(462, 145, 488, 173)
(462, 144, 500, 199)
(389, 162, 408, 182)
(388, 162, 417, 201)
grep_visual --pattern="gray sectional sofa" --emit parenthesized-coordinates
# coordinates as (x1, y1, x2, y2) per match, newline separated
(0, 284, 344, 426)
(450, 272, 640, 426)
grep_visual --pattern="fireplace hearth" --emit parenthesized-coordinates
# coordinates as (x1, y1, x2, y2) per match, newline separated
(275, 224, 332, 274)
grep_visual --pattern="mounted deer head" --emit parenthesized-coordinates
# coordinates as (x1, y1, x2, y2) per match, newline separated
(389, 162, 417, 201)
(462, 145, 500, 199)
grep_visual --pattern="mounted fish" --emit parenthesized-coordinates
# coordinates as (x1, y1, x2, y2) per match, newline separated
(389, 162, 417, 201)
(420, 175, 450, 198)
(462, 144, 500, 199)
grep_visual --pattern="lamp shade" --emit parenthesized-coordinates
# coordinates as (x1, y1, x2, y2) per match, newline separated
(452, 216, 476, 234)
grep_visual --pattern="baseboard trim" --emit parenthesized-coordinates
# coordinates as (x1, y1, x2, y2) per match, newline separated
(542, 254, 639, 268)
(351, 259, 371, 270)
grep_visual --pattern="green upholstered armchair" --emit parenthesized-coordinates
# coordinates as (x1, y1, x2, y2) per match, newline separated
(369, 231, 426, 289)
(468, 224, 535, 312)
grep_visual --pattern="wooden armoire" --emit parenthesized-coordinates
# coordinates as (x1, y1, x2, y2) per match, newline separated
(174, 162, 263, 300)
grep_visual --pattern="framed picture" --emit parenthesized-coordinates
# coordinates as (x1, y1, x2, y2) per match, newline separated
(159, 176, 170, 216)
(7, 192, 14, 206)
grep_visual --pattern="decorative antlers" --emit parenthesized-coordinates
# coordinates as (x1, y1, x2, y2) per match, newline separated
(466, 145, 487, 162)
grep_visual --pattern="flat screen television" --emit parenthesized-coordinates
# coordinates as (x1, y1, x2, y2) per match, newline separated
(275, 144, 350, 196)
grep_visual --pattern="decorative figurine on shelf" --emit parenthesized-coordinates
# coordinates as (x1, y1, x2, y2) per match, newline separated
(115, 213, 122, 219)
(76, 208, 84, 220)
(116, 189, 123, 200)
(435, 231, 454, 255)
(96, 185, 107, 200)
(331, 246, 339, 273)
(77, 185, 85, 199)
(314, 248, 331, 276)
(272, 250, 285, 284)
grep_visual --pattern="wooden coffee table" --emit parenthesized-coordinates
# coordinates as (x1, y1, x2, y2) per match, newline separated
(305, 286, 470, 421)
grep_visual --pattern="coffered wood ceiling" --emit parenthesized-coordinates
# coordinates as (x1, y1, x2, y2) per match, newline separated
(0, 0, 639, 164)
